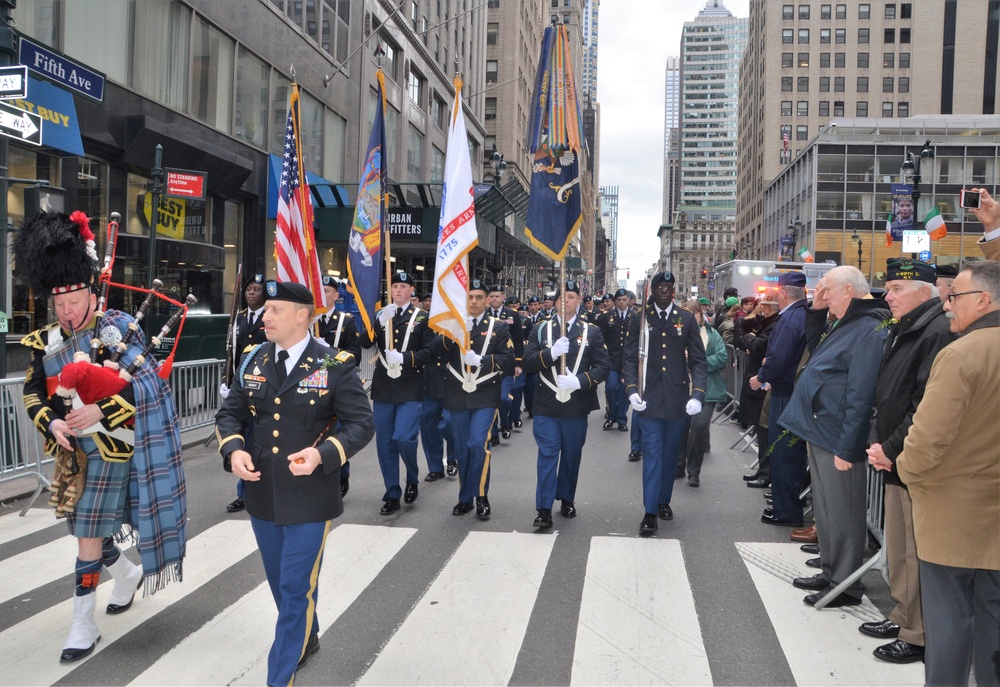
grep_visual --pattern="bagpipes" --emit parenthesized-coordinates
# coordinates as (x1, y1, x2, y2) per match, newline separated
(48, 212, 197, 516)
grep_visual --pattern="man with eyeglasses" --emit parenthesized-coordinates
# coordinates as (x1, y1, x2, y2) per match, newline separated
(895, 260, 1000, 687)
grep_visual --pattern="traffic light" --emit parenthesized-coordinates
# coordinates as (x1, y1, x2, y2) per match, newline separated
(700, 269, 708, 278)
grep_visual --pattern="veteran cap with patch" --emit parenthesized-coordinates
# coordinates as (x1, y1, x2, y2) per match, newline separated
(886, 258, 936, 283)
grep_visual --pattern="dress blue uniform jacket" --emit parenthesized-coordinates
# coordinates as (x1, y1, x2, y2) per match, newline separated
(317, 309, 361, 360)
(216, 338, 375, 525)
(360, 304, 434, 403)
(623, 305, 708, 420)
(756, 299, 808, 397)
(522, 316, 610, 418)
(432, 318, 515, 409)
(597, 307, 635, 372)
(487, 306, 524, 366)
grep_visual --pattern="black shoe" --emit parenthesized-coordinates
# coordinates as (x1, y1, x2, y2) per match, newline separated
(404, 483, 419, 504)
(764, 491, 773, 498)
(560, 501, 577, 518)
(297, 633, 320, 669)
(763, 507, 773, 517)
(380, 499, 400, 515)
(490, 435, 501, 447)
(761, 513, 803, 527)
(226, 497, 245, 513)
(859, 619, 900, 639)
(617, 423, 628, 432)
(792, 573, 830, 591)
(657, 504, 673, 521)
(603, 419, 615, 430)
(743, 472, 760, 481)
(476, 496, 491, 521)
(688, 476, 700, 487)
(873, 640, 924, 664)
(533, 508, 553, 528)
(527, 411, 534, 419)
(340, 476, 349, 498)
(639, 513, 658, 534)
(765, 496, 773, 505)
(60, 638, 100, 663)
(452, 502, 474, 516)
(746, 478, 770, 488)
(804, 587, 863, 608)
(805, 556, 821, 569)
(446, 462, 458, 477)
(800, 542, 820, 554)
(501, 427, 511, 439)
(513, 420, 523, 428)
(425, 471, 445, 482)
(628, 450, 642, 462)
(106, 578, 142, 615)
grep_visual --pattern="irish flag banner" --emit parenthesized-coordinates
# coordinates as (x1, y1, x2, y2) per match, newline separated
(924, 207, 947, 240)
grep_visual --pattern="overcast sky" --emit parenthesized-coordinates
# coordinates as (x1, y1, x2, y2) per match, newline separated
(596, 0, 750, 288)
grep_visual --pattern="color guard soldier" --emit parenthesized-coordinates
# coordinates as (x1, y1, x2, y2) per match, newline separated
(216, 280, 374, 686)
(522, 280, 610, 528)
(316, 275, 360, 497)
(624, 271, 707, 534)
(421, 293, 457, 481)
(524, 296, 545, 418)
(432, 279, 514, 520)
(486, 284, 525, 442)
(598, 288, 635, 432)
(510, 302, 533, 427)
(360, 272, 435, 515)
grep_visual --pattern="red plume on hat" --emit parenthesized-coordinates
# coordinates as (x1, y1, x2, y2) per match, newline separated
(11, 211, 99, 295)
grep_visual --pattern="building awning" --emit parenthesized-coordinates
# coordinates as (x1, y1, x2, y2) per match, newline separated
(473, 179, 529, 226)
(266, 153, 344, 219)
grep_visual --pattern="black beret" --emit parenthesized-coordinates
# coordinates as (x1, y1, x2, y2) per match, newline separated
(886, 258, 936, 283)
(244, 273, 264, 289)
(553, 280, 581, 299)
(264, 280, 315, 305)
(469, 279, 489, 294)
(528, 296, 540, 304)
(650, 271, 676, 289)
(321, 275, 340, 287)
(391, 271, 414, 285)
(505, 296, 517, 306)
(601, 293, 613, 301)
(777, 272, 806, 287)
(723, 286, 739, 297)
(934, 263, 959, 279)
(488, 284, 504, 293)
(421, 293, 433, 300)
(614, 288, 629, 298)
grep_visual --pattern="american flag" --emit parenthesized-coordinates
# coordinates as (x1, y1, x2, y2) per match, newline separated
(275, 83, 325, 310)
(782, 130, 789, 152)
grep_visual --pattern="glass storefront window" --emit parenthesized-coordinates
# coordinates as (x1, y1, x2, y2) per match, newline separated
(223, 200, 242, 314)
(125, 172, 212, 244)
(235, 48, 269, 148)
(192, 17, 235, 132)
(64, 0, 129, 84)
(133, 0, 191, 111)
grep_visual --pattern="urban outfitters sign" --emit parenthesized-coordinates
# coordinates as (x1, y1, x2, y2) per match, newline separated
(386, 208, 426, 241)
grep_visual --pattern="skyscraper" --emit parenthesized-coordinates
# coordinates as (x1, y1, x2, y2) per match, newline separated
(662, 55, 681, 225)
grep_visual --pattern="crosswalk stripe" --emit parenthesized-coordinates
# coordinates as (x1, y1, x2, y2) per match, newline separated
(129, 523, 416, 686)
(0, 507, 60, 543)
(358, 530, 556, 686)
(737, 542, 923, 686)
(0, 521, 259, 687)
(0, 531, 135, 607)
(571, 537, 713, 686)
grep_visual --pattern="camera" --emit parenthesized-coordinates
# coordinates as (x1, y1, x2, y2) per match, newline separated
(960, 189, 982, 210)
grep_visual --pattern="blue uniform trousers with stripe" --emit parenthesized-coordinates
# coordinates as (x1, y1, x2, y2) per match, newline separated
(494, 375, 516, 432)
(373, 400, 422, 501)
(604, 370, 628, 425)
(638, 415, 686, 514)
(250, 516, 331, 687)
(447, 407, 496, 504)
(533, 415, 589, 510)
(420, 396, 454, 474)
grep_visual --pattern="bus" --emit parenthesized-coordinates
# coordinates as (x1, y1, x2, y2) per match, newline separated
(711, 259, 838, 300)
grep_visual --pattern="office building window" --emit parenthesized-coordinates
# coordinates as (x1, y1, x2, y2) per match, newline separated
(900, 28, 910, 43)
(899, 52, 910, 68)
(900, 3, 911, 18)
(430, 146, 445, 182)
(487, 22, 498, 45)
(856, 101, 868, 116)
(798, 28, 810, 43)
(798, 76, 810, 91)
(486, 60, 498, 82)
(885, 28, 895, 43)
(408, 69, 426, 106)
(883, 76, 894, 92)
(836, 4, 846, 19)
(884, 52, 895, 68)
(796, 125, 808, 140)
(834, 76, 845, 92)
(798, 52, 810, 67)
(783, 28, 794, 44)
(383, 38, 400, 82)
(897, 101, 909, 117)
(820, 76, 830, 92)
(898, 77, 909, 93)
(133, 0, 191, 111)
(799, 4, 810, 19)
(782, 76, 793, 91)
(821, 29, 831, 43)
(820, 52, 831, 67)
(858, 52, 869, 67)
(858, 28, 869, 43)
(797, 100, 809, 116)
(834, 100, 845, 116)
(859, 3, 870, 19)
(836, 28, 846, 43)
(781, 100, 793, 116)
(783, 5, 794, 19)
(821, 4, 831, 19)
(406, 125, 424, 178)
(235, 47, 269, 148)
(431, 93, 446, 130)
(819, 100, 830, 116)
(885, 3, 896, 19)
(835, 52, 845, 67)
(782, 52, 794, 68)
(857, 76, 868, 92)
(323, 109, 347, 182)
(882, 102, 893, 116)
(485, 97, 496, 120)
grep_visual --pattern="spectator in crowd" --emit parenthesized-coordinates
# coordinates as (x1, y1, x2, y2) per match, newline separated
(735, 299, 780, 484)
(933, 264, 958, 302)
(861, 259, 954, 664)
(779, 266, 889, 608)
(675, 299, 728, 487)
(895, 260, 999, 686)
(716, 297, 741, 345)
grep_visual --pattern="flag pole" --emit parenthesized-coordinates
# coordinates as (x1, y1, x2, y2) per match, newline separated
(559, 260, 566, 375)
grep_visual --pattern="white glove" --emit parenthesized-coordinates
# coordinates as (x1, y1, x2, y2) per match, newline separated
(463, 350, 483, 367)
(219, 382, 230, 400)
(686, 398, 703, 416)
(465, 316, 475, 332)
(557, 374, 581, 391)
(378, 307, 395, 326)
(385, 349, 404, 366)
(549, 336, 570, 358)
(629, 393, 647, 412)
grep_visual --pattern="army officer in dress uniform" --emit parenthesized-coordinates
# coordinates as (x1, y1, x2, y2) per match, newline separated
(432, 279, 514, 520)
(623, 271, 707, 534)
(360, 271, 435, 515)
(316, 275, 361, 497)
(597, 288, 635, 432)
(216, 280, 374, 687)
(522, 280, 610, 528)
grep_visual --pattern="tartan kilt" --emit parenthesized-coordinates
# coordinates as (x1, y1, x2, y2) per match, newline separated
(66, 440, 130, 539)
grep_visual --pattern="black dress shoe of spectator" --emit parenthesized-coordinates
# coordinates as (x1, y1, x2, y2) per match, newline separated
(859, 619, 900, 639)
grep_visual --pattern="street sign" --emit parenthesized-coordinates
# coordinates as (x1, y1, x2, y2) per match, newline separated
(19, 37, 105, 102)
(919, 249, 932, 262)
(902, 229, 930, 254)
(0, 310, 8, 334)
(707, 280, 716, 291)
(165, 168, 207, 200)
(0, 101, 41, 145)
(0, 66, 28, 99)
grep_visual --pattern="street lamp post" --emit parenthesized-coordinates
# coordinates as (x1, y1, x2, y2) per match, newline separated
(783, 217, 802, 261)
(851, 229, 864, 270)
(489, 145, 507, 186)
(900, 139, 934, 255)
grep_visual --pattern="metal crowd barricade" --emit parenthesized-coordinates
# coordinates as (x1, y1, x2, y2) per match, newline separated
(713, 344, 740, 423)
(813, 465, 889, 609)
(166, 358, 226, 433)
(0, 376, 51, 515)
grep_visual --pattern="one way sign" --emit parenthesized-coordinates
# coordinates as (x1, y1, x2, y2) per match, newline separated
(0, 100, 41, 145)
